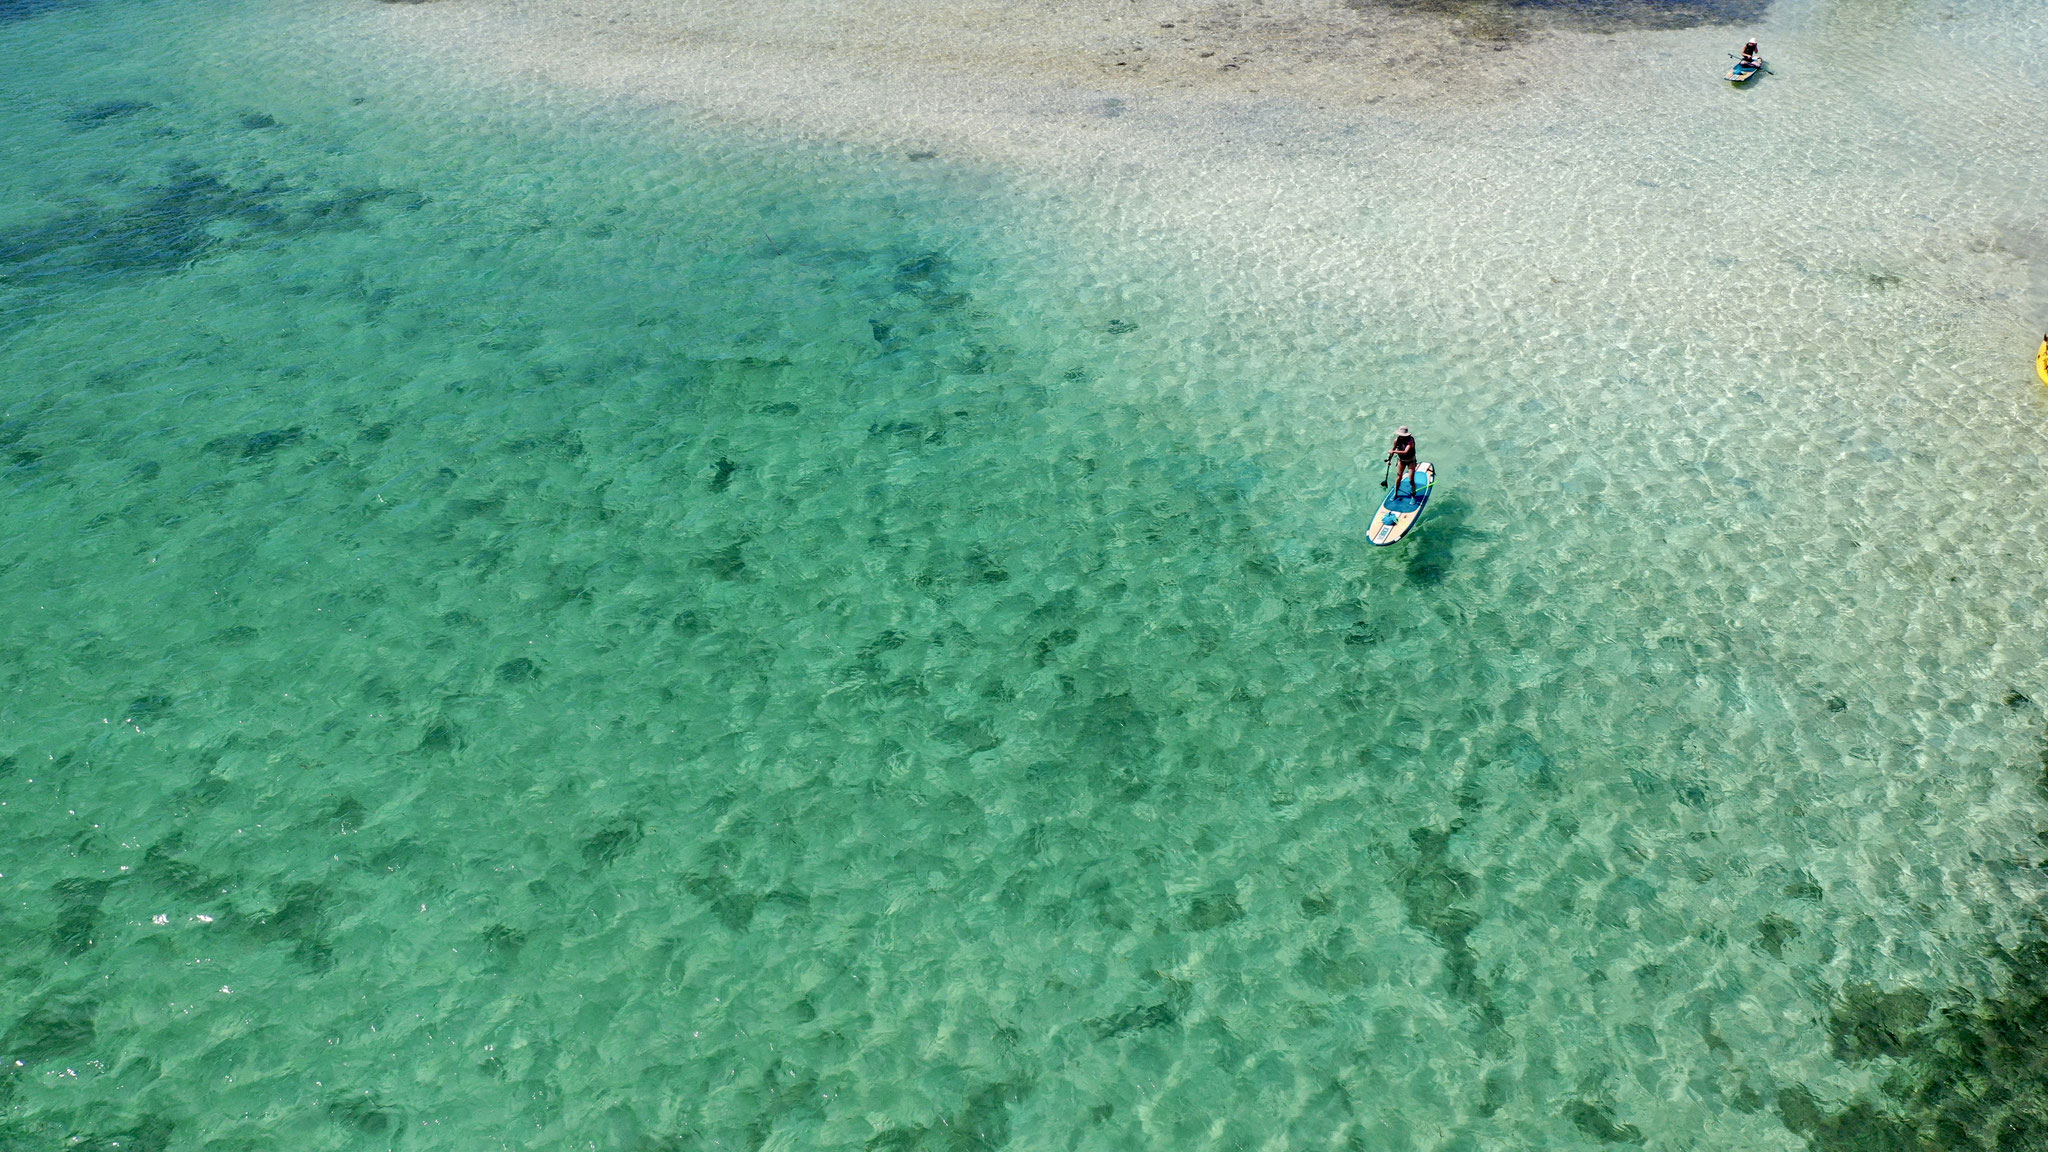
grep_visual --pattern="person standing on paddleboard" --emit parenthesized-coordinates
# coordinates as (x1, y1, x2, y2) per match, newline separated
(1385, 427, 1419, 497)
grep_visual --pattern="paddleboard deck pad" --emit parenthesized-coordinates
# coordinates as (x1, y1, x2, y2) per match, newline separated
(1726, 60, 1761, 82)
(1369, 462, 1433, 546)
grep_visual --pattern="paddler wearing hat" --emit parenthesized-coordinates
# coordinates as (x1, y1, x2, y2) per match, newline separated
(1384, 426, 1419, 497)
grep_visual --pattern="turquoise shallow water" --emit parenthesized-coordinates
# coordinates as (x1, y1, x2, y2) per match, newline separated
(5, 0, 2048, 1149)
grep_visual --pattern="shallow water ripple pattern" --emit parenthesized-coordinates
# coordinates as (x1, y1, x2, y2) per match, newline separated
(3, 0, 2048, 1150)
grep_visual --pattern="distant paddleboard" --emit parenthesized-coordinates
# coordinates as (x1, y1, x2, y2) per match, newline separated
(1368, 462, 1433, 546)
(2037, 337, 2047, 387)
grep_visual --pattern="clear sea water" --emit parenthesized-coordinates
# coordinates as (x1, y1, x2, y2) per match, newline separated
(4, 0, 2048, 1148)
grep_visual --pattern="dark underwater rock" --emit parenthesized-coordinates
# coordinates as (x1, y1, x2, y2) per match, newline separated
(415, 719, 462, 754)
(3, 998, 98, 1067)
(1775, 1086, 1919, 1152)
(683, 870, 805, 933)
(0, 165, 417, 290)
(64, 100, 151, 126)
(125, 693, 172, 721)
(581, 817, 645, 867)
(1830, 984, 1929, 1062)
(327, 1090, 400, 1133)
(51, 878, 111, 955)
(481, 924, 525, 959)
(1756, 914, 1800, 959)
(0, 0, 85, 22)
(139, 838, 230, 900)
(1779, 941, 2048, 1151)
(865, 1081, 1024, 1152)
(965, 549, 1009, 583)
(701, 541, 749, 581)
(1183, 892, 1243, 931)
(252, 882, 336, 969)
(325, 795, 368, 834)
(1400, 825, 1495, 1012)
(240, 427, 305, 458)
(1033, 626, 1079, 665)
(1088, 1000, 1178, 1040)
(1565, 1099, 1642, 1144)
(1350, 0, 1771, 36)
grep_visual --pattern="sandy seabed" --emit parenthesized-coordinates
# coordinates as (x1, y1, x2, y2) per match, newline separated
(346, 0, 2046, 342)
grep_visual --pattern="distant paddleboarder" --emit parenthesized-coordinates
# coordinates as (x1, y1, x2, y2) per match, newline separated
(1725, 37, 1763, 82)
(1384, 426, 1419, 497)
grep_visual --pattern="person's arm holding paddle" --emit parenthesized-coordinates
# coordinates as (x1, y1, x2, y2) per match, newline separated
(1385, 427, 1418, 496)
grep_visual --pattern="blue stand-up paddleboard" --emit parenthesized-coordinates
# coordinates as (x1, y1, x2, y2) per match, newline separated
(1368, 462, 1433, 546)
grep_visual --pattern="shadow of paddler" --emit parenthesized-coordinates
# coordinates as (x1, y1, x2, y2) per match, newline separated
(1397, 493, 1475, 585)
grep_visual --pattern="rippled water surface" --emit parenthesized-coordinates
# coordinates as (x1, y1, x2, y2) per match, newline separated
(4, 0, 2048, 1148)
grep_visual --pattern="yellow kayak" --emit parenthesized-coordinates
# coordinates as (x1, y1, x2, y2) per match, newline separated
(2038, 336, 2048, 386)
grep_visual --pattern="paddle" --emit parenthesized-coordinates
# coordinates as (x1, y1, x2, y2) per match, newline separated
(1381, 456, 1392, 490)
(1726, 52, 1772, 76)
